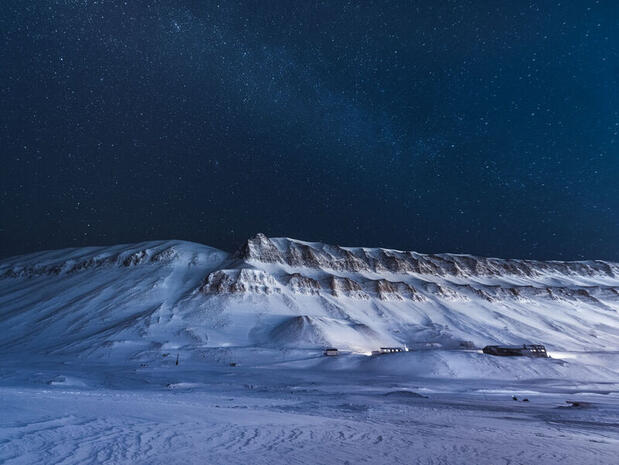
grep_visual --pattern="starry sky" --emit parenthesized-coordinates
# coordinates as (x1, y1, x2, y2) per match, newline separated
(1, 1, 618, 260)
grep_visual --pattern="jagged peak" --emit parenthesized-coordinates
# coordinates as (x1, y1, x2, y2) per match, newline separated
(232, 233, 285, 263)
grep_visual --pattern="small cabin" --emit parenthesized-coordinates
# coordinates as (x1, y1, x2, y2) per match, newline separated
(378, 347, 406, 354)
(483, 344, 548, 358)
(324, 348, 339, 356)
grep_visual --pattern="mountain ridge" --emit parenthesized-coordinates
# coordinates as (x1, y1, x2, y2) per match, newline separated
(1, 234, 618, 358)
(3, 233, 618, 280)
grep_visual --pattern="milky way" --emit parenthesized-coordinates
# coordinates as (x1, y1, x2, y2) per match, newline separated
(1, 1, 617, 259)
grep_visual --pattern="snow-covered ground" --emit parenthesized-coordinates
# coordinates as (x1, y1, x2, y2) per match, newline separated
(1, 235, 618, 463)
(1, 351, 618, 465)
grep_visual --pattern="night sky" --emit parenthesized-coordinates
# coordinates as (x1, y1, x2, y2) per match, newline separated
(1, 1, 618, 260)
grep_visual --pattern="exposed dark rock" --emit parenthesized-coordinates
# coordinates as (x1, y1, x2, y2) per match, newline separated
(233, 233, 284, 263)
(327, 275, 368, 299)
(200, 268, 281, 295)
(287, 273, 321, 295)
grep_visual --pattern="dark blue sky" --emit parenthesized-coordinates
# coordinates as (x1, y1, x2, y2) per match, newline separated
(1, 1, 618, 260)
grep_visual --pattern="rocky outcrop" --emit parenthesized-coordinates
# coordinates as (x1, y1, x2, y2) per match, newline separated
(327, 276, 368, 299)
(232, 234, 619, 280)
(233, 233, 285, 263)
(373, 279, 427, 301)
(286, 273, 321, 295)
(200, 268, 282, 295)
(200, 235, 619, 307)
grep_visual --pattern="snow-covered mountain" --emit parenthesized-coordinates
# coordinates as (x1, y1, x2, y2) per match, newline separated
(1, 234, 618, 359)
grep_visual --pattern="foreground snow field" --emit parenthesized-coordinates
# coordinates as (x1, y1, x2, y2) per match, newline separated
(1, 351, 618, 465)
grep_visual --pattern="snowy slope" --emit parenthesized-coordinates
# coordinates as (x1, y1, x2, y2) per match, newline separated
(0, 240, 228, 358)
(1, 234, 618, 359)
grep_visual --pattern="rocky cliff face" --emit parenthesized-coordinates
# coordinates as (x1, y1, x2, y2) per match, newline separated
(200, 269, 283, 295)
(201, 233, 619, 305)
(236, 234, 619, 279)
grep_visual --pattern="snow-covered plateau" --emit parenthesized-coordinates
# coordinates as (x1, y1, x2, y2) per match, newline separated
(0, 234, 618, 464)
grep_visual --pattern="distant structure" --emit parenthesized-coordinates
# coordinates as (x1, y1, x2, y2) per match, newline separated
(373, 347, 407, 355)
(324, 348, 339, 356)
(482, 344, 548, 358)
